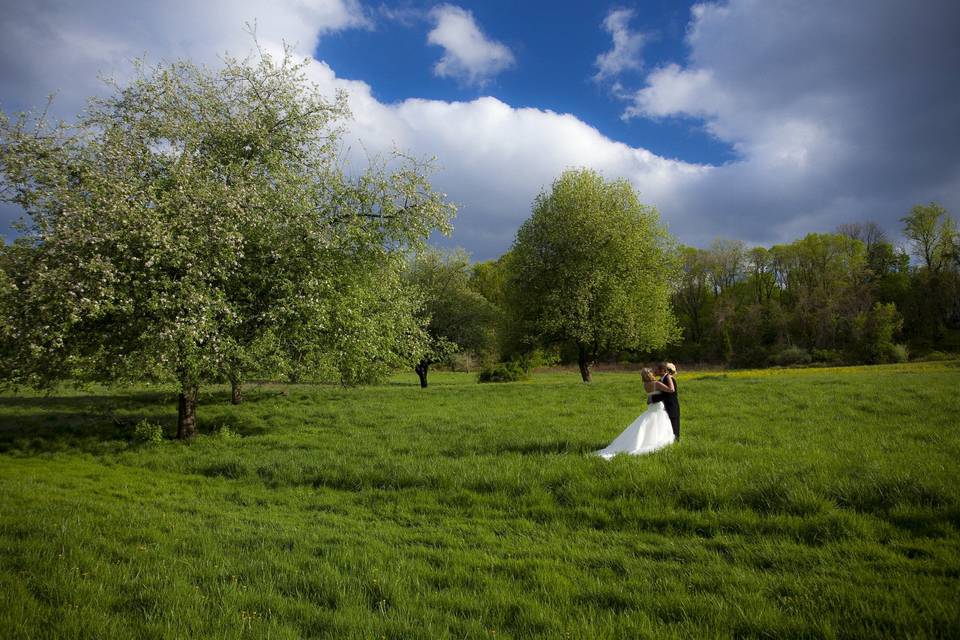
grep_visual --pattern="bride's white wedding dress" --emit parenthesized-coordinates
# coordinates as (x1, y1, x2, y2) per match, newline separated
(595, 392, 675, 459)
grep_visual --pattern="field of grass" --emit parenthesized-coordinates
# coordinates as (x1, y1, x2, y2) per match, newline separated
(1, 362, 959, 638)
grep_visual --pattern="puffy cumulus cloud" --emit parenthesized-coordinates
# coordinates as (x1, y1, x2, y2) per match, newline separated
(0, 0, 697, 258)
(594, 8, 646, 82)
(299, 60, 708, 256)
(0, 0, 370, 119)
(623, 0, 960, 243)
(4, 0, 958, 258)
(427, 4, 515, 87)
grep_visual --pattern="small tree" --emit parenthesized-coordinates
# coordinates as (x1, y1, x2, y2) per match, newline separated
(508, 168, 678, 382)
(404, 248, 499, 387)
(0, 46, 452, 437)
(852, 302, 904, 363)
(901, 202, 954, 273)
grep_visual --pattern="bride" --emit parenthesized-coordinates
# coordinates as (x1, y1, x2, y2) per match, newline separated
(595, 368, 675, 459)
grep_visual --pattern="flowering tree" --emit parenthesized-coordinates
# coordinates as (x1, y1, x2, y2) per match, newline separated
(0, 45, 453, 438)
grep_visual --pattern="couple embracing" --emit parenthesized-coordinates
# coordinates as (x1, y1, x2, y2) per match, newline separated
(596, 362, 680, 459)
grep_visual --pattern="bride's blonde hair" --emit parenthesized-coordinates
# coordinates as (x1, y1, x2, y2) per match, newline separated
(641, 368, 655, 382)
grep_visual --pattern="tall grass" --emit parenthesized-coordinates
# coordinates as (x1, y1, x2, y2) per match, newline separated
(1, 362, 958, 638)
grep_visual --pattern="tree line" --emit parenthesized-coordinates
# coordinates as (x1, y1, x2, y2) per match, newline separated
(666, 205, 959, 367)
(442, 202, 958, 376)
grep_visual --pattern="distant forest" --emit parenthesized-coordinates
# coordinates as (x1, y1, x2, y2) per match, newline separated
(469, 202, 959, 369)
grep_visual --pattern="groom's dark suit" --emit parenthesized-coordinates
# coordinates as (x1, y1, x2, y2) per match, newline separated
(650, 374, 680, 441)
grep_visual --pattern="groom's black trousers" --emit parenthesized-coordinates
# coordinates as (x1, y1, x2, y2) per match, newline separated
(666, 412, 680, 441)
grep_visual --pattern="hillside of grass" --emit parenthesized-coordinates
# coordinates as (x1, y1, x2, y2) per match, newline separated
(1, 362, 958, 638)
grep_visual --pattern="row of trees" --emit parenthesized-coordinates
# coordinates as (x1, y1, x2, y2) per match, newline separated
(669, 205, 959, 367)
(411, 201, 958, 381)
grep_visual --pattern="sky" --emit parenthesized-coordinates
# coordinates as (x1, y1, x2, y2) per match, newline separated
(1, 0, 959, 260)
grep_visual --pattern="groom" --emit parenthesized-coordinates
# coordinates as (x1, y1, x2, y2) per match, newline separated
(650, 362, 680, 441)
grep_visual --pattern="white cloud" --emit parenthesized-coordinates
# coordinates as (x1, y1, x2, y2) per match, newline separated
(0, 0, 692, 258)
(0, 0, 370, 118)
(594, 8, 646, 82)
(2, 0, 958, 258)
(426, 4, 515, 87)
(623, 64, 720, 120)
(617, 0, 960, 245)
(301, 62, 707, 255)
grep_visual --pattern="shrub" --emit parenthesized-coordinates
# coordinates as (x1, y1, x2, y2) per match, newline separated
(477, 360, 530, 383)
(132, 419, 164, 445)
(811, 348, 843, 364)
(525, 347, 561, 369)
(913, 350, 957, 362)
(772, 346, 812, 366)
(883, 343, 909, 363)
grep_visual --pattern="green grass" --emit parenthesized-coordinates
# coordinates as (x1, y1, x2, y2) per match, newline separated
(1, 362, 959, 638)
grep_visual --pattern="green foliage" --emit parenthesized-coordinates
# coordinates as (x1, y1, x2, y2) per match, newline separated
(477, 359, 531, 383)
(852, 302, 904, 364)
(901, 202, 955, 273)
(887, 343, 910, 363)
(772, 345, 812, 366)
(131, 419, 164, 445)
(405, 248, 500, 366)
(811, 348, 843, 364)
(668, 203, 959, 367)
(0, 44, 452, 433)
(213, 424, 241, 440)
(913, 350, 958, 362)
(1, 363, 959, 637)
(470, 254, 510, 309)
(508, 168, 679, 379)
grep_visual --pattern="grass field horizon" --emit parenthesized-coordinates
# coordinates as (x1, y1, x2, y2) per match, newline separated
(1, 362, 959, 638)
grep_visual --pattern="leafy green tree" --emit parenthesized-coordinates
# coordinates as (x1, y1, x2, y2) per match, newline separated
(747, 246, 777, 305)
(471, 254, 510, 309)
(508, 168, 678, 382)
(852, 302, 904, 363)
(404, 248, 499, 387)
(706, 238, 746, 296)
(674, 246, 712, 346)
(470, 253, 528, 360)
(899, 203, 959, 349)
(0, 46, 452, 438)
(901, 203, 954, 273)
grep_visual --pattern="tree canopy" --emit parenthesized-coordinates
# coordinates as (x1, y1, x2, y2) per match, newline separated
(0, 45, 453, 437)
(403, 248, 499, 387)
(507, 168, 679, 382)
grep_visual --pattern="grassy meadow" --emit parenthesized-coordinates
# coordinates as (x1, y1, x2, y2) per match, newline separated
(1, 362, 959, 638)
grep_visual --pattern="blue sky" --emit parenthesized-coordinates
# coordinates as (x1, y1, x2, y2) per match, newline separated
(1, 0, 958, 259)
(317, 1, 736, 165)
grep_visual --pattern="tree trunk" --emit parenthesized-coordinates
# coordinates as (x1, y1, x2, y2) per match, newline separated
(577, 345, 592, 383)
(415, 360, 429, 388)
(230, 377, 242, 405)
(176, 385, 199, 440)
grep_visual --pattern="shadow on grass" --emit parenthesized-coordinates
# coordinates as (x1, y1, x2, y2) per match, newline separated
(490, 440, 588, 455)
(0, 406, 172, 454)
(0, 389, 269, 454)
(0, 390, 173, 409)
